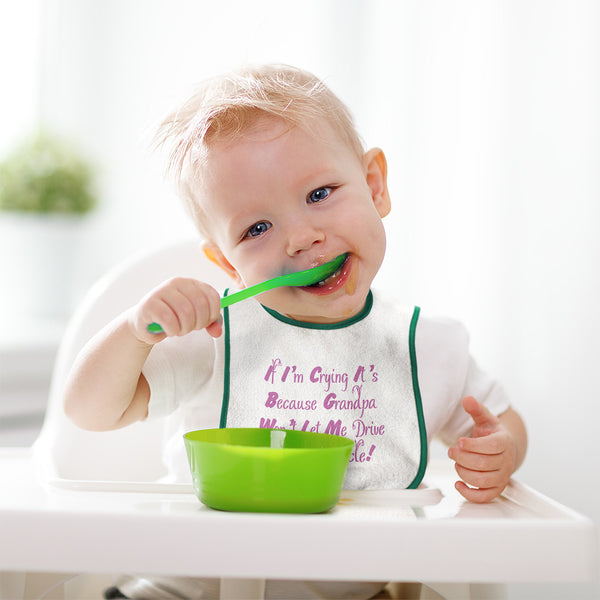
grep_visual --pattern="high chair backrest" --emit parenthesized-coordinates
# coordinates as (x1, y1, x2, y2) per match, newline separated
(33, 239, 231, 483)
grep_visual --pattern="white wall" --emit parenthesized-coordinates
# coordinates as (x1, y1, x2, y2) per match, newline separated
(3, 1, 598, 597)
(0, 1, 42, 156)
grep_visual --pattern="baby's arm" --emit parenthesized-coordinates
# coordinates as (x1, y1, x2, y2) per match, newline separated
(447, 396, 528, 503)
(63, 277, 222, 431)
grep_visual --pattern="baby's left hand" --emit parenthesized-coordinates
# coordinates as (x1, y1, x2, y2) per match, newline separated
(447, 396, 517, 503)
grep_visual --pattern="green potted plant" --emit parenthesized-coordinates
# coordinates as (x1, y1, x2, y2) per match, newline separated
(0, 131, 98, 320)
(0, 131, 96, 215)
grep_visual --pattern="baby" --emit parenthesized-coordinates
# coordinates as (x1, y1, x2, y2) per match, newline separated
(65, 64, 527, 600)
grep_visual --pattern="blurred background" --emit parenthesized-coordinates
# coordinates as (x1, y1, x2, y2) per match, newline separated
(0, 1, 598, 598)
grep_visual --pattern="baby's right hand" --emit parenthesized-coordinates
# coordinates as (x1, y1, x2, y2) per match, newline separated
(129, 277, 222, 344)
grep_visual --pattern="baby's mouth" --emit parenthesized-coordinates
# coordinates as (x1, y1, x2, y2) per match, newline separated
(306, 254, 351, 290)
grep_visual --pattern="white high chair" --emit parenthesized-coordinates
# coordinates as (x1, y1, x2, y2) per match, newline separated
(33, 238, 231, 487)
(1, 239, 596, 600)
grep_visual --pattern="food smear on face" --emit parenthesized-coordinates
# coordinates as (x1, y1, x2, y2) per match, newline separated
(344, 261, 358, 296)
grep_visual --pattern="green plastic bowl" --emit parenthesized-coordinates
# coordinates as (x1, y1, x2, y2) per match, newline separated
(183, 428, 354, 513)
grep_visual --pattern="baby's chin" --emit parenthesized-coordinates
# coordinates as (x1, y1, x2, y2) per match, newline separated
(267, 294, 370, 325)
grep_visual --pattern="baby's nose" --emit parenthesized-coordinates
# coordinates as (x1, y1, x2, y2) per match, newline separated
(285, 220, 325, 256)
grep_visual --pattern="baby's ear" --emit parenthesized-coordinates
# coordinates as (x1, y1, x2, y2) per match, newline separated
(202, 243, 243, 287)
(364, 148, 391, 218)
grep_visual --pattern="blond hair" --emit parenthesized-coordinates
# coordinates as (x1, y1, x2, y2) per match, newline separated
(154, 64, 364, 238)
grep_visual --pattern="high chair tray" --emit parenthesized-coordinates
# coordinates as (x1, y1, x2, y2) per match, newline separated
(0, 449, 595, 584)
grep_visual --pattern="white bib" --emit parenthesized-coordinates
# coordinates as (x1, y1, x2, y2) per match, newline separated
(221, 291, 427, 489)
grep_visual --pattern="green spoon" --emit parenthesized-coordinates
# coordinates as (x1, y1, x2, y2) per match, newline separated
(148, 253, 347, 334)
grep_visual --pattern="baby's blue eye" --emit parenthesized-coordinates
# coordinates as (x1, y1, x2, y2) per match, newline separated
(308, 187, 332, 203)
(246, 221, 272, 238)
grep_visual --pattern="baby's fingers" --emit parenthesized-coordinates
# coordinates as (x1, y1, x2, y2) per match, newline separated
(455, 481, 503, 504)
(448, 445, 504, 472)
(457, 431, 507, 455)
(133, 278, 221, 341)
(148, 289, 192, 334)
(453, 462, 504, 492)
(448, 441, 514, 503)
(163, 279, 221, 335)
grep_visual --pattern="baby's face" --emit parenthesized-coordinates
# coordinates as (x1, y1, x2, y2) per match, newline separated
(200, 117, 388, 323)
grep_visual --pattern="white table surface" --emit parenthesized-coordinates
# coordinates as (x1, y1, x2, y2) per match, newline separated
(0, 448, 596, 586)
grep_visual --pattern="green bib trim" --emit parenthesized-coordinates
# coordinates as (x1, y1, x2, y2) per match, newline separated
(406, 306, 427, 489)
(219, 290, 232, 429)
(261, 290, 373, 329)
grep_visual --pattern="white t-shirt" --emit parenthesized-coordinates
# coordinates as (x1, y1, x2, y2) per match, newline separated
(143, 289, 510, 483)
